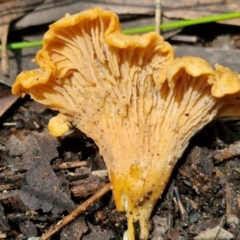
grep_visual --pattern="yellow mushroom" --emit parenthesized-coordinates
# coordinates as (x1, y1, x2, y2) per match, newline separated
(12, 8, 240, 240)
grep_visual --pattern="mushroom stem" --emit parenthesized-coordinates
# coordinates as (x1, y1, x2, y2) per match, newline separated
(124, 214, 135, 240)
(109, 153, 176, 240)
(124, 206, 151, 240)
(114, 163, 174, 240)
(123, 214, 150, 240)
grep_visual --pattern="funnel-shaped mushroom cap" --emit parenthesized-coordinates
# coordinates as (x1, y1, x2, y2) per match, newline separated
(208, 64, 240, 117)
(12, 8, 240, 240)
(12, 8, 174, 240)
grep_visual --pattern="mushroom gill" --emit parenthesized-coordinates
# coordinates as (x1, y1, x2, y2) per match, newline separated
(12, 8, 240, 240)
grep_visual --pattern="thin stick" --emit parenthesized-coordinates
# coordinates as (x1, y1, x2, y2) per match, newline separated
(155, 0, 161, 34)
(58, 161, 88, 169)
(39, 183, 111, 240)
(214, 216, 225, 240)
(0, 233, 7, 239)
(0, 24, 10, 77)
(173, 187, 188, 223)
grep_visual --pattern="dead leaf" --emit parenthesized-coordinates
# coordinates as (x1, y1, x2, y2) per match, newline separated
(0, 85, 18, 118)
(194, 226, 234, 240)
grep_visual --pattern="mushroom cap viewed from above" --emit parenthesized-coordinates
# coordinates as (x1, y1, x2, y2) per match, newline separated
(12, 8, 240, 240)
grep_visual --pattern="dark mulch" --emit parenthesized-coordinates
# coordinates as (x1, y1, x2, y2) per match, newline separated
(1, 15, 240, 240)
(1, 91, 240, 240)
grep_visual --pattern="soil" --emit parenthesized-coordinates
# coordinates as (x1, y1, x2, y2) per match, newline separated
(1, 92, 240, 240)
(1, 20, 240, 240)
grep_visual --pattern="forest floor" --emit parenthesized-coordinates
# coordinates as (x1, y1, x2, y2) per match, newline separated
(1, 3, 240, 240)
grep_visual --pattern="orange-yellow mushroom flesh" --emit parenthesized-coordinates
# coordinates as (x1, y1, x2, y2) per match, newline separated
(12, 8, 240, 240)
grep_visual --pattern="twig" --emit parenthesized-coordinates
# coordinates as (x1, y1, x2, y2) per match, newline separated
(212, 141, 240, 162)
(173, 187, 188, 223)
(92, 169, 108, 178)
(39, 182, 111, 240)
(0, 24, 10, 77)
(155, 0, 161, 34)
(58, 161, 88, 169)
(213, 216, 225, 240)
(0, 233, 7, 239)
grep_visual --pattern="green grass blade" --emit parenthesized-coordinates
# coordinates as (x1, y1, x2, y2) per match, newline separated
(2, 12, 240, 50)
(123, 12, 240, 34)
(0, 40, 42, 50)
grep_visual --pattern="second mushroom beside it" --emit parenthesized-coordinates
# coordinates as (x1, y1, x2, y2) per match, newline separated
(12, 8, 240, 240)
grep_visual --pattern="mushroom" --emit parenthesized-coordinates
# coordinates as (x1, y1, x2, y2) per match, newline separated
(12, 8, 240, 240)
